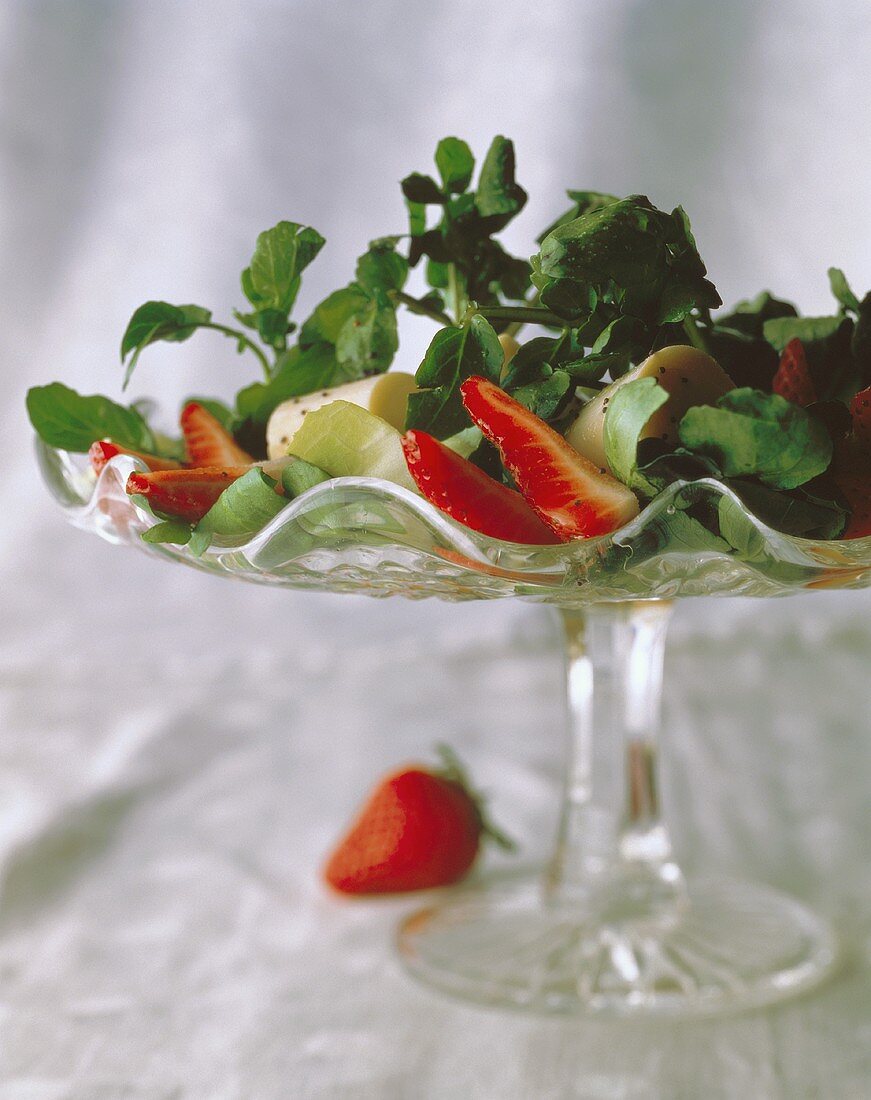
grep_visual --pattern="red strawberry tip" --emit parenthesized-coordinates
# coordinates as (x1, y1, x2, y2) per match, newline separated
(433, 743, 517, 853)
(849, 384, 871, 448)
(772, 338, 817, 408)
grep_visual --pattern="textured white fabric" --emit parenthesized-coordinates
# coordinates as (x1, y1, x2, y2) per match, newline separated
(2, 3, 871, 1097)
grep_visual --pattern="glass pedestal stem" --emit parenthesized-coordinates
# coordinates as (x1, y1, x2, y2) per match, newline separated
(397, 600, 839, 1016)
(547, 602, 685, 919)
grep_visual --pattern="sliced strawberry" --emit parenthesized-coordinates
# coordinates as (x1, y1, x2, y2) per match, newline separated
(180, 402, 253, 466)
(772, 339, 817, 406)
(126, 466, 251, 522)
(89, 440, 182, 474)
(849, 385, 871, 448)
(459, 376, 640, 540)
(402, 430, 559, 545)
(323, 746, 513, 895)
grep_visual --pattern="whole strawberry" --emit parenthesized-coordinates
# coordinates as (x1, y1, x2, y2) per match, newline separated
(323, 746, 514, 895)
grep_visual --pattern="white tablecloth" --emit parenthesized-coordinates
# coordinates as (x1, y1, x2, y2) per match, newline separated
(1, 540, 871, 1098)
(2, 3, 871, 1096)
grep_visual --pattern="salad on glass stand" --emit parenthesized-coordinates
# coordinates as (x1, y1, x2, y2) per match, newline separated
(28, 136, 871, 1017)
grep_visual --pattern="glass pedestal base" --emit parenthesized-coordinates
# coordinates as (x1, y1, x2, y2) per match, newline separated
(398, 872, 839, 1018)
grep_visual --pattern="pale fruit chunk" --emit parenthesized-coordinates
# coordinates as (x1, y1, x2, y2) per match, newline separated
(286, 400, 418, 493)
(266, 372, 418, 459)
(498, 332, 520, 367)
(565, 345, 735, 471)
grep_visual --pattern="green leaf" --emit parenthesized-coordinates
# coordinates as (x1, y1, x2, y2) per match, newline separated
(235, 343, 353, 426)
(658, 510, 730, 555)
(402, 137, 530, 307)
(678, 388, 833, 490)
(335, 293, 398, 373)
(511, 370, 572, 420)
(435, 137, 474, 193)
(141, 520, 193, 546)
(828, 267, 860, 313)
(536, 190, 619, 244)
(355, 241, 408, 295)
(281, 459, 331, 498)
(252, 307, 292, 349)
(426, 258, 450, 289)
(27, 383, 156, 453)
(188, 529, 213, 557)
(241, 221, 325, 315)
(299, 285, 370, 347)
(530, 254, 595, 323)
(406, 199, 427, 236)
(635, 442, 723, 491)
(235, 222, 324, 358)
(401, 173, 445, 205)
(196, 468, 287, 540)
(717, 495, 766, 560)
(580, 315, 640, 378)
(722, 480, 846, 542)
(232, 308, 260, 333)
(762, 314, 844, 352)
(406, 314, 503, 437)
(120, 301, 212, 358)
(716, 291, 798, 337)
(442, 426, 483, 459)
(495, 248, 533, 301)
(603, 377, 669, 494)
(419, 290, 447, 313)
(500, 333, 595, 420)
(120, 301, 212, 386)
(535, 195, 720, 329)
(502, 336, 565, 389)
(474, 135, 527, 223)
(408, 228, 449, 268)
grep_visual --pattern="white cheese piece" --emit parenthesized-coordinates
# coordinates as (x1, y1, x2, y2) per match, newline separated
(564, 345, 735, 471)
(498, 332, 520, 367)
(266, 372, 418, 459)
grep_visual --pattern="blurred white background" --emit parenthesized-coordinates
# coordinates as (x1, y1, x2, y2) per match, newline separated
(1, 2, 871, 1096)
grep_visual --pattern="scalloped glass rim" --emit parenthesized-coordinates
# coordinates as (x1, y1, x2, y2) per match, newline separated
(36, 438, 871, 603)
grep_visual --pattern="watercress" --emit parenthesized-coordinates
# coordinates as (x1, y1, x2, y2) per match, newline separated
(24, 134, 871, 550)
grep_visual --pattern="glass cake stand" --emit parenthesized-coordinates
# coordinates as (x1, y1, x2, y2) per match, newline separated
(39, 440, 871, 1017)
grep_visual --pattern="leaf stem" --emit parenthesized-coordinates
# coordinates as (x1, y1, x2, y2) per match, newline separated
(448, 263, 467, 322)
(681, 315, 709, 354)
(503, 289, 542, 338)
(388, 289, 454, 327)
(201, 322, 272, 380)
(477, 305, 565, 327)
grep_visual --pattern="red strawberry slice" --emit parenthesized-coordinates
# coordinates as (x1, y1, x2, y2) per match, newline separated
(772, 339, 817, 407)
(126, 466, 251, 522)
(459, 376, 640, 540)
(180, 402, 253, 466)
(323, 746, 514, 895)
(849, 385, 871, 448)
(89, 440, 181, 474)
(402, 430, 559, 545)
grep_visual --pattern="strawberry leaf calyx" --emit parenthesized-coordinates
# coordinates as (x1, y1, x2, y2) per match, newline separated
(433, 743, 517, 853)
